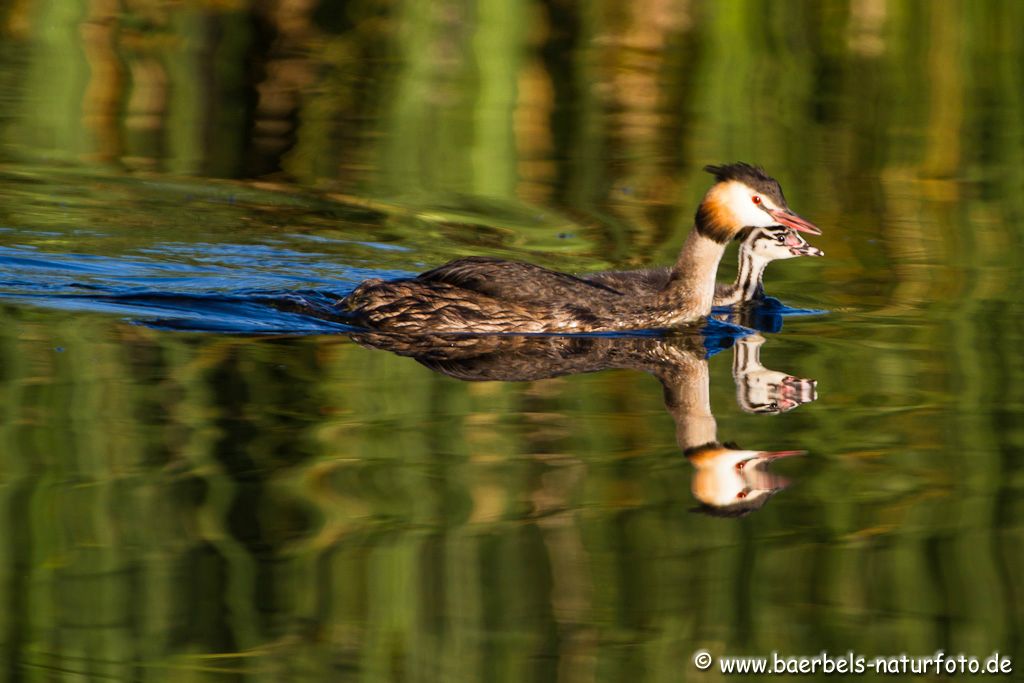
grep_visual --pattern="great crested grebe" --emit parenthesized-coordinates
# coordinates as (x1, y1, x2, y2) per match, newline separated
(586, 224, 823, 306)
(340, 163, 821, 333)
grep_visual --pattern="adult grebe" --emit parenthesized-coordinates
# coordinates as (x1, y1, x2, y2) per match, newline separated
(340, 163, 821, 333)
(586, 224, 824, 306)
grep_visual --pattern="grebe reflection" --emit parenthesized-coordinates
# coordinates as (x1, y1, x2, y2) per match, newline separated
(350, 330, 816, 516)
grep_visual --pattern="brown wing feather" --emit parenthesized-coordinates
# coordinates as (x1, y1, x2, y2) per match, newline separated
(418, 256, 623, 302)
(584, 267, 672, 296)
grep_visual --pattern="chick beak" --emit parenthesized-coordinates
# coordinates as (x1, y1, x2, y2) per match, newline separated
(766, 208, 822, 235)
(792, 244, 824, 257)
(783, 231, 824, 257)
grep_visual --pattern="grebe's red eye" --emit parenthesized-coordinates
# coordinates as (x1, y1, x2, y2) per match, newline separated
(752, 195, 762, 205)
(736, 491, 748, 499)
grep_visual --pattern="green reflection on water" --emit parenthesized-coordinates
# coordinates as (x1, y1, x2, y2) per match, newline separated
(0, 0, 1022, 681)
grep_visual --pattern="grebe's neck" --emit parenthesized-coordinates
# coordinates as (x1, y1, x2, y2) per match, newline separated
(733, 251, 768, 302)
(660, 229, 728, 320)
(661, 351, 717, 451)
(732, 333, 767, 376)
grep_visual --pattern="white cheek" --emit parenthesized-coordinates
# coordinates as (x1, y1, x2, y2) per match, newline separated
(727, 184, 775, 227)
(746, 204, 776, 227)
(761, 244, 797, 260)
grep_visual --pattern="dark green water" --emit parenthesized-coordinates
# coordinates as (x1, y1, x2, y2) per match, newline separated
(0, 1, 1022, 681)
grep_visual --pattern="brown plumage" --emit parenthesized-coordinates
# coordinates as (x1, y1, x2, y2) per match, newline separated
(339, 163, 821, 333)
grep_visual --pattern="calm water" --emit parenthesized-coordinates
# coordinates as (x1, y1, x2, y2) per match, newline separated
(0, 1, 1022, 681)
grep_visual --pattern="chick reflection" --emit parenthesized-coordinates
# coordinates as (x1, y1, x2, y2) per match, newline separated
(351, 330, 816, 516)
(733, 334, 817, 414)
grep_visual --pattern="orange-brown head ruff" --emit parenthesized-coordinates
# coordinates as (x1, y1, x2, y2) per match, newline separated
(696, 163, 821, 243)
(684, 442, 805, 517)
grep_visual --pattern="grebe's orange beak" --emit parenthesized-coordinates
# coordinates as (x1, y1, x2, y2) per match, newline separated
(760, 449, 806, 460)
(766, 208, 822, 235)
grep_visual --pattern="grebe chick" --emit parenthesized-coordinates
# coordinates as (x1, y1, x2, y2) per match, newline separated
(732, 334, 817, 414)
(340, 163, 821, 333)
(586, 225, 823, 306)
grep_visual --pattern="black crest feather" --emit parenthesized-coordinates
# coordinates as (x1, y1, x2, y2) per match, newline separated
(703, 162, 788, 207)
(703, 162, 768, 183)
